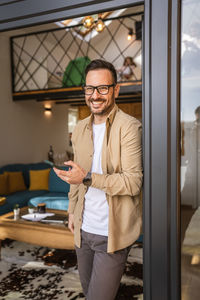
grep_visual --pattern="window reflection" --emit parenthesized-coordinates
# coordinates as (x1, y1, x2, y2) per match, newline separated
(182, 22, 200, 77)
(181, 1, 200, 299)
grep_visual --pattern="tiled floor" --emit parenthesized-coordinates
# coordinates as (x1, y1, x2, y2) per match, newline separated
(181, 205, 200, 300)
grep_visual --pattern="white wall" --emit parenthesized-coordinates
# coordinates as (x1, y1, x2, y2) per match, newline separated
(0, 34, 71, 166)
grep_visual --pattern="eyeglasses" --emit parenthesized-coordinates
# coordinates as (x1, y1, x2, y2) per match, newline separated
(83, 84, 115, 95)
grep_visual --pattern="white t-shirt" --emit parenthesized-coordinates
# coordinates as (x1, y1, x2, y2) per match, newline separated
(81, 122, 109, 236)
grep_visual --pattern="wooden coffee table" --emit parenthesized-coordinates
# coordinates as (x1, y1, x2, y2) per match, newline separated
(0, 207, 74, 258)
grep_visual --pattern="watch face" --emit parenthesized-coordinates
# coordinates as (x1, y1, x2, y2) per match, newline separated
(83, 178, 91, 183)
(83, 172, 92, 186)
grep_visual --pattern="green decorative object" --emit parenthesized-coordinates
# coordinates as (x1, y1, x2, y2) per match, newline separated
(62, 56, 91, 87)
(14, 204, 19, 209)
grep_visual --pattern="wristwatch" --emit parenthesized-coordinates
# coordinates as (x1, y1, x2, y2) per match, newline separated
(83, 172, 92, 187)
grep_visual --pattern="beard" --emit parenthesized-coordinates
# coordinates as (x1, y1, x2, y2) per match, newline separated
(87, 96, 115, 116)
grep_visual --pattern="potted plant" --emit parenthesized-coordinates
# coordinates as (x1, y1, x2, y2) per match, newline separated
(13, 204, 20, 217)
(28, 204, 35, 214)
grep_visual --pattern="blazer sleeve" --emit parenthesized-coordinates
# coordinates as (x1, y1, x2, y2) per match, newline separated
(91, 119, 143, 197)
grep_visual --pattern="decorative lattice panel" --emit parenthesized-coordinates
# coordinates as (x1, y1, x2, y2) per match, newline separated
(11, 13, 142, 92)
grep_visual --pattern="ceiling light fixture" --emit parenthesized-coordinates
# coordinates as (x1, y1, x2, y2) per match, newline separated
(95, 18, 105, 32)
(127, 28, 133, 41)
(83, 16, 94, 29)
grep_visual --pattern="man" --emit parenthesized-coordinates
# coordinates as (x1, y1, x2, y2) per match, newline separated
(54, 59, 142, 300)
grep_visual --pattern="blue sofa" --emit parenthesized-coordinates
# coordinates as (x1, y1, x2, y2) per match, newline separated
(0, 162, 69, 216)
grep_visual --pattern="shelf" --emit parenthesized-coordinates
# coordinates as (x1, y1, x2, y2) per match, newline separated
(12, 81, 142, 104)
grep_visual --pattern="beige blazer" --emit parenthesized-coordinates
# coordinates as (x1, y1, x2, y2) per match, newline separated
(68, 104, 143, 253)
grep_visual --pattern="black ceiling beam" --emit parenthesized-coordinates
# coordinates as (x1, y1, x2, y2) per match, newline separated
(10, 11, 143, 39)
(12, 83, 142, 101)
(0, 0, 142, 32)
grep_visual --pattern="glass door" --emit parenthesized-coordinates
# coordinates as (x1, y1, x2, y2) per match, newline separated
(181, 1, 200, 299)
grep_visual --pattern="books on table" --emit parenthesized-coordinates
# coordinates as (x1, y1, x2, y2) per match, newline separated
(21, 213, 68, 224)
(41, 214, 68, 224)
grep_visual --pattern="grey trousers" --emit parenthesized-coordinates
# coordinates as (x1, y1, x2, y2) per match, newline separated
(75, 230, 131, 300)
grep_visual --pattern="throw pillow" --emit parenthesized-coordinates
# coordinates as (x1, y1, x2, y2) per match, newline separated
(0, 173, 8, 195)
(29, 169, 50, 191)
(4, 171, 26, 194)
(0, 196, 6, 205)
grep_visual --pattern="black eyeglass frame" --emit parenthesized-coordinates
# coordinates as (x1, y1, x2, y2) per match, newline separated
(83, 84, 116, 95)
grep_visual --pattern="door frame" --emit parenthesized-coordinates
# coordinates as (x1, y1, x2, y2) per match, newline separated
(0, 1, 181, 299)
(143, 1, 181, 300)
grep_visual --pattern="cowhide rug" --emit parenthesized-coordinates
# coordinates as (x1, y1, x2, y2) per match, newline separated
(0, 239, 143, 300)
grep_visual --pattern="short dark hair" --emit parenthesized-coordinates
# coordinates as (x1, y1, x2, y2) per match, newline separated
(85, 59, 117, 84)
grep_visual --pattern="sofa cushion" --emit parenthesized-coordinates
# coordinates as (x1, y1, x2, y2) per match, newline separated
(0, 164, 27, 175)
(29, 169, 51, 191)
(0, 196, 6, 206)
(0, 173, 8, 195)
(5, 171, 26, 194)
(28, 194, 69, 211)
(26, 162, 51, 187)
(0, 162, 51, 188)
(49, 168, 70, 193)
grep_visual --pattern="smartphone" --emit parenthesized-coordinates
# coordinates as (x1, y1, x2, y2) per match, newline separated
(44, 160, 72, 170)
(53, 164, 71, 170)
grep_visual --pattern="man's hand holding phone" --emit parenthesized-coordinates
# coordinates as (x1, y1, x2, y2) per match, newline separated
(53, 161, 87, 185)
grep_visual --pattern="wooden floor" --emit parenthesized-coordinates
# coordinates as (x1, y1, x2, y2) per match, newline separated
(181, 205, 200, 300)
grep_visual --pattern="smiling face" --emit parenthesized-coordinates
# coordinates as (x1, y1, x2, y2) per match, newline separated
(85, 69, 120, 123)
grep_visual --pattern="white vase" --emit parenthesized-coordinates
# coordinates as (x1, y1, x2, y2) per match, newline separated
(14, 208, 20, 219)
(28, 208, 35, 214)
